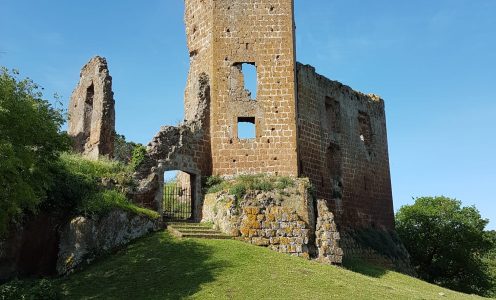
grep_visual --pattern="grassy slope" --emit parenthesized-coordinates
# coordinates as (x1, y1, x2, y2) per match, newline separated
(57, 232, 484, 300)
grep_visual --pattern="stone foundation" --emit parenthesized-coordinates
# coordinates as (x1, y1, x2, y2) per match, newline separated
(202, 178, 343, 263)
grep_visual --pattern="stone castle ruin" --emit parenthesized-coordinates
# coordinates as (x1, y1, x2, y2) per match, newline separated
(68, 1, 411, 269)
(68, 56, 115, 160)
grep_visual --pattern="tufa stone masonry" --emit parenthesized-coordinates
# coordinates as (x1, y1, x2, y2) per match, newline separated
(134, 0, 395, 231)
(65, 1, 411, 269)
(68, 56, 115, 159)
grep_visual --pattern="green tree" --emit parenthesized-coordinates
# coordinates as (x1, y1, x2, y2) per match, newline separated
(113, 133, 141, 164)
(483, 230, 496, 297)
(396, 196, 493, 295)
(131, 144, 147, 170)
(0, 68, 68, 234)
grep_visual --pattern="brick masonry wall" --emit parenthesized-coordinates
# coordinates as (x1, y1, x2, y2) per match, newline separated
(209, 0, 299, 176)
(296, 63, 395, 230)
(184, 0, 214, 176)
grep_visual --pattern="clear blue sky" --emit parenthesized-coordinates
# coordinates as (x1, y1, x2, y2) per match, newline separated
(1, 0, 495, 229)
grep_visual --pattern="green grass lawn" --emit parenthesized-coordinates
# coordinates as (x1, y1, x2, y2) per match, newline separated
(56, 232, 484, 300)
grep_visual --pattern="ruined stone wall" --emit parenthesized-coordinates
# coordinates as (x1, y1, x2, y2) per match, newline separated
(184, 0, 214, 176)
(296, 63, 394, 230)
(203, 185, 315, 258)
(208, 0, 299, 176)
(68, 56, 115, 159)
(315, 199, 343, 264)
(202, 178, 343, 263)
(131, 74, 211, 220)
(184, 0, 213, 122)
(57, 209, 160, 275)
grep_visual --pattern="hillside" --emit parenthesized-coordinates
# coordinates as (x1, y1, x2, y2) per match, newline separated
(55, 232, 484, 300)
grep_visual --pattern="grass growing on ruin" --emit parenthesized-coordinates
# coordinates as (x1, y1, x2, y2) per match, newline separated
(60, 152, 133, 184)
(205, 174, 296, 199)
(83, 189, 159, 220)
(55, 231, 483, 300)
(56, 153, 159, 219)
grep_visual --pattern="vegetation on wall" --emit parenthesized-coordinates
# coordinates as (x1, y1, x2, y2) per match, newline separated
(52, 153, 158, 220)
(203, 174, 296, 199)
(396, 196, 495, 296)
(131, 144, 147, 170)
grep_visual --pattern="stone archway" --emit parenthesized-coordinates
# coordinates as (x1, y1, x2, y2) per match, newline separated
(157, 163, 202, 221)
(130, 141, 204, 221)
(130, 74, 211, 222)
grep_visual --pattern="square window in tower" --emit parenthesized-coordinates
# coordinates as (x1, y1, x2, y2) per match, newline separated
(237, 117, 256, 139)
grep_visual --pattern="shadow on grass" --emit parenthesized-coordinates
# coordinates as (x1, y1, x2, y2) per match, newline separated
(342, 258, 388, 278)
(58, 232, 230, 299)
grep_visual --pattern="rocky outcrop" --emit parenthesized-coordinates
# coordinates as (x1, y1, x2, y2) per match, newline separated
(56, 209, 160, 275)
(68, 56, 115, 159)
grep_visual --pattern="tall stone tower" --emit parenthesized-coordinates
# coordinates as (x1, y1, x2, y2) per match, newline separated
(184, 0, 299, 177)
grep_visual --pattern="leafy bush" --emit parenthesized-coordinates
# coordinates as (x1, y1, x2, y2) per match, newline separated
(114, 134, 142, 164)
(0, 279, 60, 300)
(0, 68, 69, 235)
(205, 175, 223, 187)
(0, 279, 23, 300)
(483, 230, 496, 297)
(396, 196, 493, 296)
(204, 175, 228, 194)
(131, 145, 147, 170)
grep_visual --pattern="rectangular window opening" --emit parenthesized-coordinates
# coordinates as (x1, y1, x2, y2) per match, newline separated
(358, 111, 372, 147)
(237, 117, 256, 140)
(240, 63, 257, 99)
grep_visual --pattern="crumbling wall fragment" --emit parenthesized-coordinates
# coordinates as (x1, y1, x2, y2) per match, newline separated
(131, 74, 211, 220)
(68, 56, 115, 159)
(296, 63, 394, 230)
(315, 199, 343, 264)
